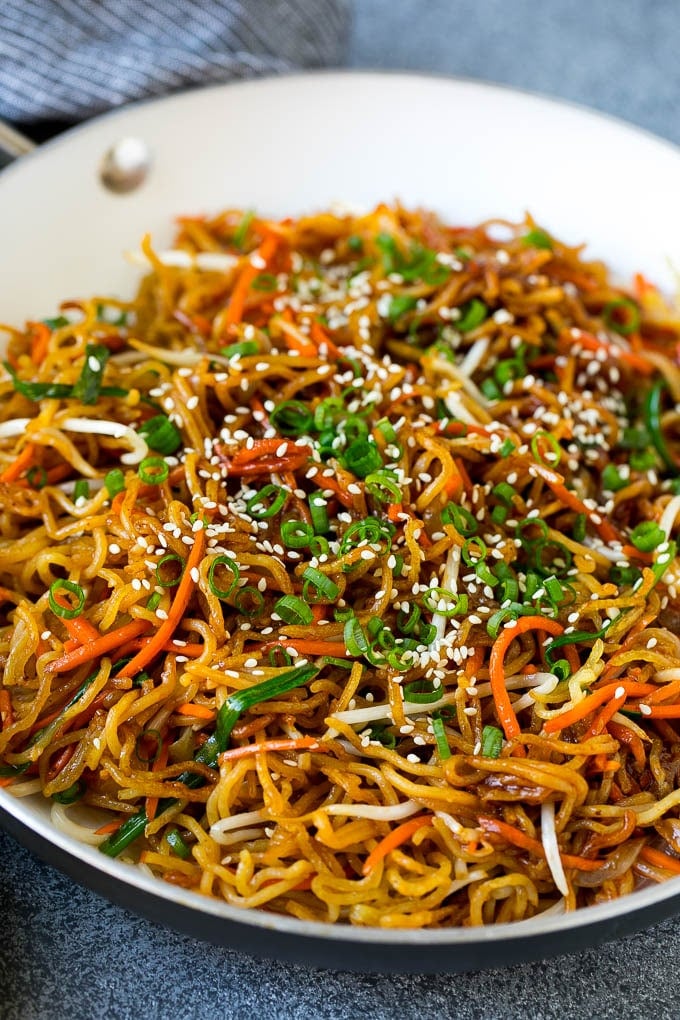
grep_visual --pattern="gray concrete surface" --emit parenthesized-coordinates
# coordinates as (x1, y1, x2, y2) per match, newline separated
(2, 2, 680, 1017)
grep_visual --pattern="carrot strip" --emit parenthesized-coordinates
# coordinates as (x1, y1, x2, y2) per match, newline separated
(559, 327, 654, 376)
(361, 815, 434, 876)
(478, 816, 604, 871)
(224, 233, 280, 330)
(387, 502, 404, 524)
(145, 737, 170, 822)
(0, 442, 36, 484)
(637, 704, 680, 719)
(47, 743, 76, 781)
(607, 720, 646, 768)
(310, 321, 342, 360)
(646, 680, 680, 704)
(61, 615, 100, 644)
(175, 702, 215, 721)
(29, 322, 51, 365)
(46, 619, 152, 674)
(530, 461, 619, 544)
(639, 846, 680, 876)
(543, 680, 657, 734)
(309, 471, 354, 509)
(120, 637, 205, 659)
(490, 616, 566, 740)
(219, 736, 328, 763)
(120, 530, 206, 679)
(0, 690, 13, 730)
(583, 691, 627, 738)
(94, 820, 123, 836)
(230, 438, 306, 467)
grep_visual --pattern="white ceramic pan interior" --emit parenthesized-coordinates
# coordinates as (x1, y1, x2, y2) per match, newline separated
(2, 73, 680, 969)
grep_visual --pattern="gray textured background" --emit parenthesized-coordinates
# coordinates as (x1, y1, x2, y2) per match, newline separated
(2, 2, 680, 1018)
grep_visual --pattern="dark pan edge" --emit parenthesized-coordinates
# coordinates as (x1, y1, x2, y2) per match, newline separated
(4, 806, 680, 974)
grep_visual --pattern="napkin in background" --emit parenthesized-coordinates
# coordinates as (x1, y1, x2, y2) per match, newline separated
(0, 0, 351, 127)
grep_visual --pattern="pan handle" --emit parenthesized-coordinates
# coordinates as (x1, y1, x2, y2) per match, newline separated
(0, 119, 36, 168)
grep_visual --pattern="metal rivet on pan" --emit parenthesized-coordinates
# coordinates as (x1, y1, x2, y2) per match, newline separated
(99, 137, 151, 194)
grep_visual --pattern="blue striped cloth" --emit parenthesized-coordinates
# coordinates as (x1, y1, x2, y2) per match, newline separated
(0, 0, 350, 124)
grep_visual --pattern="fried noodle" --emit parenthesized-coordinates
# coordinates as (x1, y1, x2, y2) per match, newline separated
(2, 203, 680, 927)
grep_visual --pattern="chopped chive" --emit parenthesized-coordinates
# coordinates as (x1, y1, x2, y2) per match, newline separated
(49, 579, 85, 620)
(481, 725, 503, 758)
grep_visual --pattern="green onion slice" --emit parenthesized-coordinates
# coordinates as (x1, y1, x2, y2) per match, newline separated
(422, 588, 468, 617)
(72, 344, 110, 404)
(49, 579, 86, 620)
(51, 780, 86, 805)
(138, 415, 182, 455)
(364, 470, 402, 504)
(403, 680, 440, 704)
(156, 552, 185, 589)
(432, 715, 451, 760)
(603, 297, 641, 336)
(343, 616, 369, 657)
(269, 400, 314, 437)
(629, 520, 665, 552)
(138, 456, 169, 485)
(441, 503, 478, 536)
(301, 567, 339, 604)
(457, 298, 488, 332)
(207, 555, 239, 599)
(481, 725, 503, 758)
(274, 594, 314, 626)
(166, 828, 191, 859)
(104, 468, 125, 498)
(246, 484, 287, 519)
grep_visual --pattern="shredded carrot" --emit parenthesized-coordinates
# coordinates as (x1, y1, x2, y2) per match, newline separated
(453, 456, 472, 495)
(0, 690, 13, 729)
(47, 743, 76, 781)
(175, 702, 215, 721)
(94, 819, 123, 836)
(224, 233, 280, 330)
(543, 680, 657, 734)
(583, 691, 627, 738)
(361, 815, 434, 876)
(229, 438, 310, 476)
(219, 736, 328, 763)
(634, 272, 658, 301)
(310, 320, 342, 360)
(478, 816, 603, 871)
(310, 604, 327, 624)
(646, 680, 680, 704)
(145, 736, 170, 822)
(308, 470, 354, 509)
(636, 704, 680, 719)
(61, 615, 101, 644)
(120, 530, 206, 679)
(607, 720, 646, 768)
(46, 618, 152, 674)
(559, 327, 654, 376)
(639, 846, 680, 876)
(490, 616, 566, 741)
(0, 442, 36, 484)
(530, 461, 619, 544)
(387, 502, 404, 524)
(29, 322, 51, 365)
(121, 637, 205, 659)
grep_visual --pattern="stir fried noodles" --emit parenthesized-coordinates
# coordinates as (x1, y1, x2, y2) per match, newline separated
(2, 204, 680, 928)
